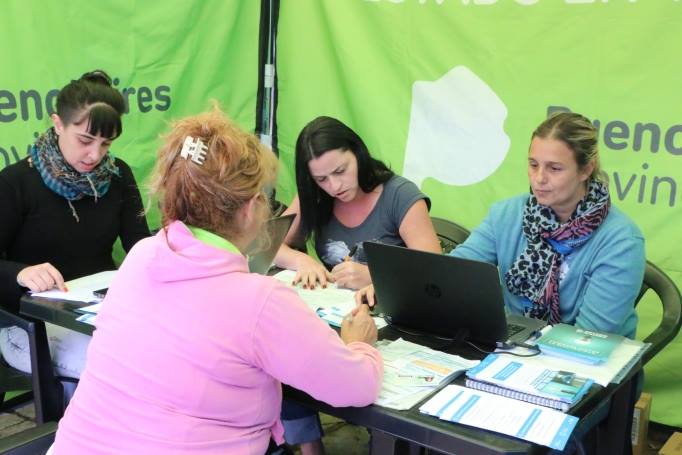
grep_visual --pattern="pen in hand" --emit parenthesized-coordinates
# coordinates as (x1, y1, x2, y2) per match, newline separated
(344, 245, 359, 262)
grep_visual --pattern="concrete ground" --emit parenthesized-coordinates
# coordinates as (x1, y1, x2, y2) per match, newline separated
(315, 413, 369, 455)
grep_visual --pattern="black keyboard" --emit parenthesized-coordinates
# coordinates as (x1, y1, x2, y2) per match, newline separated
(506, 323, 525, 338)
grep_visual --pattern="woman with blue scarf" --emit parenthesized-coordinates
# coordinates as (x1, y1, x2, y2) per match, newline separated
(447, 112, 645, 454)
(449, 112, 645, 338)
(0, 70, 150, 379)
(355, 112, 645, 454)
(358, 112, 645, 338)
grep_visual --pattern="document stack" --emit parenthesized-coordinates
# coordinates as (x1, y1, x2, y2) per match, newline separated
(374, 338, 479, 410)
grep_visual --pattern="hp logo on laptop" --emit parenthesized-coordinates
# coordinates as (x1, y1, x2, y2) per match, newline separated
(424, 283, 442, 299)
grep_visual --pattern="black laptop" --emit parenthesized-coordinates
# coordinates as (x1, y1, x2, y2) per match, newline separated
(364, 242, 546, 346)
(247, 214, 295, 275)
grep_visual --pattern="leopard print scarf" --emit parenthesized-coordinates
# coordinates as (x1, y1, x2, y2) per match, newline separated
(504, 180, 610, 324)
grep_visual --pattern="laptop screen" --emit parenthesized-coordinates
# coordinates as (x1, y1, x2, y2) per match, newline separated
(364, 241, 509, 344)
(247, 214, 295, 275)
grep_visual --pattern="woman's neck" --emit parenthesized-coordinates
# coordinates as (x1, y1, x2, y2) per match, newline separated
(333, 185, 383, 228)
(553, 185, 588, 223)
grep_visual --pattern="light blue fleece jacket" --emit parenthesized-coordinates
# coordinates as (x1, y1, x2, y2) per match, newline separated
(450, 194, 645, 338)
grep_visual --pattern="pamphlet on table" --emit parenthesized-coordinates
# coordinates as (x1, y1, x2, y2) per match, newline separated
(502, 337, 649, 386)
(536, 323, 622, 364)
(419, 384, 578, 450)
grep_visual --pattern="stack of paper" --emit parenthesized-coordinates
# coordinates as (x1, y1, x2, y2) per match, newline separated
(420, 384, 578, 450)
(503, 325, 650, 386)
(375, 338, 479, 410)
(509, 338, 649, 386)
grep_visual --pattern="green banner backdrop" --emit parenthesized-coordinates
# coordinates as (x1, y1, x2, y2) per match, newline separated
(1, 0, 260, 231)
(275, 0, 682, 425)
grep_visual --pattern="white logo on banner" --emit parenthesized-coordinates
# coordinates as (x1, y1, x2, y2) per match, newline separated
(402, 65, 510, 187)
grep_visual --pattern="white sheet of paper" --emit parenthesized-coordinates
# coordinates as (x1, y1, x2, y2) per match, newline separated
(420, 385, 578, 450)
(272, 269, 356, 311)
(31, 270, 116, 303)
(271, 269, 387, 329)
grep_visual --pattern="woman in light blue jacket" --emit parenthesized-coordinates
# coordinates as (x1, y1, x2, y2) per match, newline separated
(450, 112, 644, 338)
(358, 112, 645, 338)
(356, 112, 645, 454)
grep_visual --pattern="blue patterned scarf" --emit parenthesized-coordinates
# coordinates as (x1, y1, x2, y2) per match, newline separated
(504, 180, 610, 324)
(29, 127, 120, 221)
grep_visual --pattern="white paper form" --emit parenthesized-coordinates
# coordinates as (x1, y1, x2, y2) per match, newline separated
(30, 270, 116, 303)
(272, 269, 356, 311)
(420, 385, 578, 450)
(272, 269, 387, 329)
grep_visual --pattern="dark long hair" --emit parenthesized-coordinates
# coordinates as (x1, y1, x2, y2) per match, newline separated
(56, 70, 125, 140)
(295, 116, 394, 241)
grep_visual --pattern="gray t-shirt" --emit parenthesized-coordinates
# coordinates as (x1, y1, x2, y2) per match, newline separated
(315, 175, 429, 269)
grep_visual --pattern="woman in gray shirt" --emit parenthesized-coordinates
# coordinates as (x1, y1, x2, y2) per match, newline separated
(274, 116, 441, 455)
(274, 116, 440, 290)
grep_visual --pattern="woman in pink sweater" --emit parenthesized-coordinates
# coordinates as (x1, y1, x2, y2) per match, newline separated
(51, 108, 383, 454)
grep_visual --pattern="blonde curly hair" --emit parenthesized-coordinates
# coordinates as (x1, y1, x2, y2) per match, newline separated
(148, 105, 278, 242)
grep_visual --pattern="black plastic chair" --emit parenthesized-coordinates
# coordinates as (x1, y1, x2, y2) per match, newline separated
(588, 262, 681, 455)
(0, 309, 64, 424)
(430, 216, 470, 253)
(0, 421, 57, 455)
(635, 261, 682, 365)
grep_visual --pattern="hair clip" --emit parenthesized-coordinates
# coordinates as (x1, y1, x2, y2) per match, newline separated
(180, 136, 208, 165)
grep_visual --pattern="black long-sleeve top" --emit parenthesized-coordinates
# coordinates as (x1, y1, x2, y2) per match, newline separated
(0, 157, 150, 313)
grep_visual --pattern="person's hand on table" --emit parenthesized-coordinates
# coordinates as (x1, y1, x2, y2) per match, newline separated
(354, 284, 377, 310)
(341, 304, 378, 346)
(17, 263, 67, 292)
(292, 254, 333, 289)
(331, 261, 371, 290)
